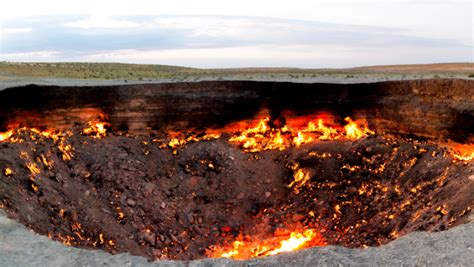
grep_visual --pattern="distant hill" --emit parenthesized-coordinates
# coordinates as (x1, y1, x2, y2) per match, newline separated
(350, 63, 474, 73)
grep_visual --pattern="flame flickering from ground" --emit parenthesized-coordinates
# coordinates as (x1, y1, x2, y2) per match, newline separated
(228, 116, 374, 152)
(449, 143, 474, 161)
(0, 130, 14, 142)
(161, 116, 372, 152)
(167, 133, 221, 149)
(454, 152, 474, 161)
(343, 117, 375, 139)
(81, 122, 109, 139)
(208, 228, 325, 260)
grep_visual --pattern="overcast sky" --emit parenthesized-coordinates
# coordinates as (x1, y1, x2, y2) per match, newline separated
(0, 0, 472, 68)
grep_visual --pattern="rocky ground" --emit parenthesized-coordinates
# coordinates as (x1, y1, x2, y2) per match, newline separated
(0, 125, 473, 264)
(0, 209, 473, 266)
(1, 72, 472, 91)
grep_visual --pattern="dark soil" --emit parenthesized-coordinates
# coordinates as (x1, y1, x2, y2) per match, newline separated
(0, 128, 472, 260)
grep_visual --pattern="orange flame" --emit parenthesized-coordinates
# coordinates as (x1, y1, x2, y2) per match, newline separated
(266, 229, 319, 256)
(26, 162, 41, 175)
(2, 168, 13, 177)
(449, 143, 474, 161)
(228, 116, 373, 152)
(228, 117, 285, 152)
(0, 130, 14, 142)
(167, 133, 221, 149)
(288, 165, 311, 194)
(454, 153, 474, 161)
(208, 228, 325, 260)
(343, 117, 374, 139)
(82, 122, 109, 138)
(58, 142, 74, 161)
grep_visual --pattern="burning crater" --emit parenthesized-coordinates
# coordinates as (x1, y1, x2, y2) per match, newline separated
(0, 80, 472, 261)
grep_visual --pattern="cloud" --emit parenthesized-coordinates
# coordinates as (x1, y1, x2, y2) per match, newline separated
(0, 50, 61, 61)
(0, 15, 471, 67)
(0, 27, 32, 34)
(9, 44, 465, 68)
(64, 16, 141, 29)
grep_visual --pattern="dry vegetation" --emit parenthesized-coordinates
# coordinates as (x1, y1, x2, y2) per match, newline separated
(0, 62, 472, 81)
(0, 62, 197, 80)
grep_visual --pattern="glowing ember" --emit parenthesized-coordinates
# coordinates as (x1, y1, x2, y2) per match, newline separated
(2, 168, 13, 177)
(168, 138, 186, 148)
(288, 164, 311, 194)
(26, 162, 41, 175)
(208, 229, 325, 260)
(168, 134, 221, 150)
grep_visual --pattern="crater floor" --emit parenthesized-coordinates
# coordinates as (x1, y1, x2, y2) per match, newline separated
(0, 209, 473, 266)
(0, 126, 472, 261)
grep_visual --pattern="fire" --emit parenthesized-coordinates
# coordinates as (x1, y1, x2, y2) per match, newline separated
(229, 116, 373, 152)
(168, 138, 186, 148)
(0, 123, 109, 163)
(26, 162, 41, 175)
(1, 115, 373, 155)
(305, 119, 339, 140)
(0, 127, 69, 144)
(264, 131, 285, 151)
(291, 119, 338, 147)
(228, 117, 287, 152)
(2, 168, 13, 177)
(1, 110, 471, 261)
(58, 141, 74, 161)
(38, 154, 54, 170)
(208, 229, 325, 260)
(167, 133, 221, 149)
(220, 241, 244, 258)
(81, 122, 109, 138)
(266, 229, 319, 256)
(343, 117, 374, 139)
(293, 131, 312, 147)
(449, 143, 474, 161)
(454, 152, 474, 161)
(0, 130, 14, 142)
(288, 164, 311, 194)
